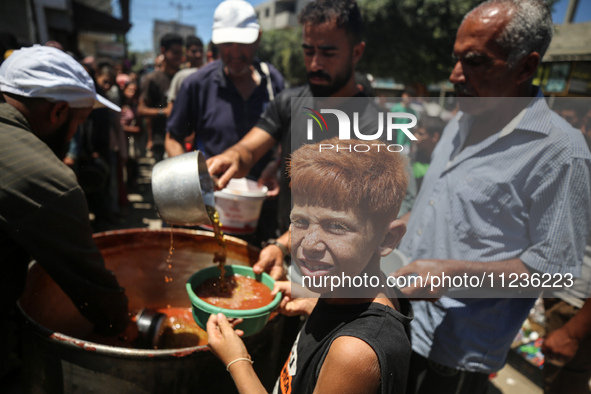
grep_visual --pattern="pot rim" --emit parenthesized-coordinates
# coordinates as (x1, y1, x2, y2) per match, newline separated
(17, 228, 259, 359)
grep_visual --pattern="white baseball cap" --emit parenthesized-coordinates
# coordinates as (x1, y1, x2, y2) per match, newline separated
(0, 45, 120, 112)
(212, 0, 260, 45)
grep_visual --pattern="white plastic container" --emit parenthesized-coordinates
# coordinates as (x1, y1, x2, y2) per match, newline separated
(210, 178, 268, 234)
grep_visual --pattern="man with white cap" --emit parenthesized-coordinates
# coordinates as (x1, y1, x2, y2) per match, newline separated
(165, 0, 284, 181)
(0, 46, 133, 379)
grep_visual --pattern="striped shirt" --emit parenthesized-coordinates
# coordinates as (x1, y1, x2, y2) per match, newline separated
(398, 94, 591, 373)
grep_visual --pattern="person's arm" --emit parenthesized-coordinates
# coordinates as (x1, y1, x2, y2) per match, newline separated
(145, 116, 153, 150)
(257, 156, 281, 198)
(253, 229, 290, 280)
(122, 124, 141, 133)
(394, 153, 591, 299)
(392, 257, 532, 299)
(543, 298, 591, 364)
(313, 336, 381, 394)
(165, 132, 186, 157)
(207, 127, 277, 189)
(137, 96, 170, 118)
(206, 313, 267, 394)
(166, 100, 174, 118)
(271, 281, 318, 316)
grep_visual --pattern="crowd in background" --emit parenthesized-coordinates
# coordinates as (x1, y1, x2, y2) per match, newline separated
(3, 29, 589, 243)
(0, 33, 220, 231)
(0, 29, 453, 234)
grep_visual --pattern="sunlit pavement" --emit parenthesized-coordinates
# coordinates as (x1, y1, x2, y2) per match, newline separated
(92, 156, 163, 233)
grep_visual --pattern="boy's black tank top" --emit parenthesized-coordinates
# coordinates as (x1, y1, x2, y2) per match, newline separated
(274, 291, 413, 394)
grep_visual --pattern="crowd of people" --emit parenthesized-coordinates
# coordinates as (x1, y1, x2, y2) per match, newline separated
(73, 34, 222, 230)
(1, 0, 591, 393)
(0, 30, 223, 231)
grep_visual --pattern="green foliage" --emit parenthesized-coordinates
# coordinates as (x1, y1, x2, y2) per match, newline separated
(258, 28, 307, 86)
(357, 0, 480, 84)
(357, 0, 560, 85)
(256, 0, 560, 86)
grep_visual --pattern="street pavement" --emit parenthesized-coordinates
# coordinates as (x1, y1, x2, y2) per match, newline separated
(92, 156, 163, 233)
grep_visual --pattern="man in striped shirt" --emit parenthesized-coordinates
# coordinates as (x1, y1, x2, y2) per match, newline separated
(393, 1, 591, 393)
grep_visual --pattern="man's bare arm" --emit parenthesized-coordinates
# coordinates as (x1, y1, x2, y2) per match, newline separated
(253, 229, 290, 280)
(207, 127, 277, 189)
(165, 132, 186, 157)
(392, 257, 534, 299)
(137, 97, 170, 118)
(543, 298, 591, 364)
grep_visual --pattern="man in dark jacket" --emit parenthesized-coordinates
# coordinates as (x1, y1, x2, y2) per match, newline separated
(0, 46, 133, 381)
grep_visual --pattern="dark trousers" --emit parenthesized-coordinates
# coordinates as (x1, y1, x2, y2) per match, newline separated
(406, 351, 490, 394)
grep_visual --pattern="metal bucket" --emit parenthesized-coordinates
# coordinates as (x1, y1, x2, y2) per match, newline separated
(18, 229, 300, 393)
(151, 151, 215, 226)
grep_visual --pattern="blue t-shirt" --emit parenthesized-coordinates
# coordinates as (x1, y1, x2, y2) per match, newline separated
(167, 59, 284, 178)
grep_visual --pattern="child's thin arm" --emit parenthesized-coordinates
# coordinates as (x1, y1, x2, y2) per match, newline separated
(313, 336, 381, 394)
(206, 313, 267, 394)
(227, 361, 267, 394)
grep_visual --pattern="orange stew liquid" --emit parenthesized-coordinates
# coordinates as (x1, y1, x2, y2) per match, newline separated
(196, 274, 273, 310)
(155, 307, 208, 348)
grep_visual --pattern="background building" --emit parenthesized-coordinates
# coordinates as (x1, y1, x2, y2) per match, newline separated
(0, 0, 130, 59)
(254, 0, 308, 30)
(537, 0, 591, 96)
(152, 20, 196, 55)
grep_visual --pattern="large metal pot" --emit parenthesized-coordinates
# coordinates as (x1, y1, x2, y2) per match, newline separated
(18, 229, 300, 393)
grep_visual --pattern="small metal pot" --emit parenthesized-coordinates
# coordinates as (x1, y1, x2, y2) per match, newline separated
(135, 309, 167, 349)
(151, 151, 214, 226)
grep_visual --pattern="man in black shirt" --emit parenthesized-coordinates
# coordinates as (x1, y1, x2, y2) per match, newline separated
(207, 0, 381, 280)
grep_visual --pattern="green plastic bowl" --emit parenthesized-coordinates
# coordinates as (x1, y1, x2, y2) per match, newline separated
(186, 265, 282, 337)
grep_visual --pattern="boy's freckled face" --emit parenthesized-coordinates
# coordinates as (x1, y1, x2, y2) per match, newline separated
(290, 203, 383, 292)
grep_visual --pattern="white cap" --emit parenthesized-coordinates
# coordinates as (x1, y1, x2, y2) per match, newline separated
(212, 0, 260, 45)
(0, 46, 120, 112)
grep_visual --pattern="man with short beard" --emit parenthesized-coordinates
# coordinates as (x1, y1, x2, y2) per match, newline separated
(0, 47, 134, 380)
(207, 0, 375, 280)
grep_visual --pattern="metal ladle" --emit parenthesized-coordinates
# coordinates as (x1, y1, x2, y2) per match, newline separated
(135, 308, 167, 349)
(151, 151, 215, 226)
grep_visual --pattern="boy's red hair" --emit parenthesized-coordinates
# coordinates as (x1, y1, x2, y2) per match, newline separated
(289, 137, 409, 225)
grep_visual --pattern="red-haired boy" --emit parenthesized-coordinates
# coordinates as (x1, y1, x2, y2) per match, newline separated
(207, 137, 413, 393)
